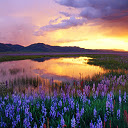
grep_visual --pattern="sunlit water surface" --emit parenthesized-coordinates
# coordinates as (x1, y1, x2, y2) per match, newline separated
(0, 57, 107, 93)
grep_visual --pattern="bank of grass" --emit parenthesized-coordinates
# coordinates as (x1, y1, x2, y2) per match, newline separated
(0, 54, 87, 62)
(86, 54, 128, 70)
(1, 53, 128, 70)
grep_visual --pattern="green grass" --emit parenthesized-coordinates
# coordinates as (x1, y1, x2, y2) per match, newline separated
(1, 54, 128, 70)
(85, 54, 128, 70)
(1, 53, 128, 83)
(0, 54, 88, 62)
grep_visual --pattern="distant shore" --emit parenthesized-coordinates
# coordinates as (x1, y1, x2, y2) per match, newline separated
(0, 52, 128, 65)
(0, 51, 128, 57)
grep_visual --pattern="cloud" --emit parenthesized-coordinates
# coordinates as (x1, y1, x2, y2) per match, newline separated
(59, 12, 71, 17)
(56, 38, 88, 43)
(0, 0, 59, 45)
(0, 17, 35, 45)
(55, 0, 128, 9)
(49, 16, 62, 24)
(35, 0, 128, 37)
(35, 16, 86, 36)
(80, 7, 102, 19)
(55, 0, 128, 20)
(55, 0, 89, 8)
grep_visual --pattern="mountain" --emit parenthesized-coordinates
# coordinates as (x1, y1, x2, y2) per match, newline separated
(0, 42, 125, 53)
(0, 43, 24, 52)
(0, 43, 95, 52)
(24, 43, 56, 52)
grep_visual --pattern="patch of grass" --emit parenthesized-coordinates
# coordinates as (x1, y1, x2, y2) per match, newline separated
(86, 54, 128, 70)
(0, 54, 87, 62)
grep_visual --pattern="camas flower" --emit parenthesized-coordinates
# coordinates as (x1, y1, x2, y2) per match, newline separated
(93, 107, 97, 118)
(33, 122, 37, 128)
(60, 116, 65, 127)
(58, 100, 62, 107)
(71, 115, 76, 128)
(50, 106, 56, 118)
(80, 107, 84, 116)
(123, 92, 127, 103)
(117, 109, 120, 120)
(16, 115, 20, 123)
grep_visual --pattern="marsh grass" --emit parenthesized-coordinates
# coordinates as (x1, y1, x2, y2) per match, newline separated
(0, 54, 87, 62)
(9, 68, 21, 75)
(86, 54, 128, 70)
(0, 76, 40, 96)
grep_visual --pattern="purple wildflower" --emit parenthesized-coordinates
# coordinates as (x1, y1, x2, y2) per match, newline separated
(104, 113, 107, 122)
(25, 108, 29, 115)
(119, 95, 122, 106)
(71, 115, 76, 128)
(80, 107, 84, 116)
(96, 115, 103, 128)
(16, 115, 20, 123)
(58, 100, 62, 107)
(36, 101, 40, 109)
(33, 122, 37, 128)
(119, 90, 121, 96)
(50, 106, 56, 118)
(93, 107, 97, 118)
(42, 105, 47, 117)
(123, 92, 127, 103)
(12, 121, 17, 128)
(64, 107, 67, 113)
(23, 118, 31, 128)
(117, 109, 120, 120)
(60, 116, 65, 127)
(90, 120, 94, 128)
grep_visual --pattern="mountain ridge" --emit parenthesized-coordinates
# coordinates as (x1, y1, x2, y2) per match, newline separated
(0, 43, 125, 53)
(0, 43, 94, 52)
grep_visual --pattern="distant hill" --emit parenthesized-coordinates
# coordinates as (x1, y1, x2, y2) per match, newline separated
(0, 43, 24, 52)
(0, 43, 125, 53)
(0, 43, 95, 52)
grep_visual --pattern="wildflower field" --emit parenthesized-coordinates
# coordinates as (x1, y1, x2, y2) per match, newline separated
(0, 74, 128, 128)
(0, 54, 128, 128)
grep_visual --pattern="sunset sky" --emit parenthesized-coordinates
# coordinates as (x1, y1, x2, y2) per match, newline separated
(0, 0, 128, 50)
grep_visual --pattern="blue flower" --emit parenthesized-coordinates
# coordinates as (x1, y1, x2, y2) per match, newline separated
(71, 115, 76, 128)
(33, 122, 37, 128)
(58, 100, 62, 107)
(117, 109, 120, 120)
(93, 107, 97, 118)
(80, 107, 84, 116)
(42, 105, 47, 117)
(50, 106, 56, 118)
(16, 115, 20, 123)
(60, 116, 65, 127)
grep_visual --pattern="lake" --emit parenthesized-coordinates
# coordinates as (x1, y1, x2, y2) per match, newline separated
(0, 56, 107, 94)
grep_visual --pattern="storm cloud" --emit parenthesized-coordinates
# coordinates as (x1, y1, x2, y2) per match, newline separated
(35, 16, 86, 36)
(55, 0, 128, 20)
(35, 0, 128, 36)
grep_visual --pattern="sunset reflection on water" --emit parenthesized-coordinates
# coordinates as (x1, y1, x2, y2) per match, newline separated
(0, 57, 107, 82)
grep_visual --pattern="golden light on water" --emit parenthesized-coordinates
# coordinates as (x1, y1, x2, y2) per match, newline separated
(31, 57, 106, 80)
(0, 57, 107, 82)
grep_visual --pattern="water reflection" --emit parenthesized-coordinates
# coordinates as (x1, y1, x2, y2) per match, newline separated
(0, 57, 108, 94)
(0, 57, 107, 82)
(34, 57, 107, 81)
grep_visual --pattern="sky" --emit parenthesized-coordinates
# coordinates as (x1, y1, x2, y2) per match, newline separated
(0, 0, 128, 50)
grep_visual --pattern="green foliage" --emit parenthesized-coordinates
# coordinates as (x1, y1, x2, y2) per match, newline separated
(86, 54, 128, 70)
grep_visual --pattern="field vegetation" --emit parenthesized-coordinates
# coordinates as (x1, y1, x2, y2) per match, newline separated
(0, 53, 128, 127)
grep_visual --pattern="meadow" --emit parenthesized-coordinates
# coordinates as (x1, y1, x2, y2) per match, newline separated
(0, 53, 128, 128)
(0, 74, 128, 128)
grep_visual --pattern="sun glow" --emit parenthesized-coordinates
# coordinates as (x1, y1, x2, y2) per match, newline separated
(59, 38, 128, 51)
